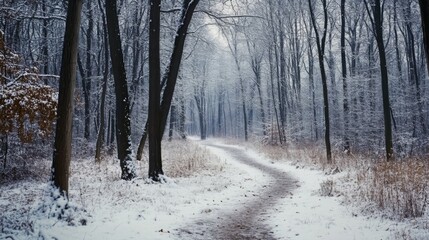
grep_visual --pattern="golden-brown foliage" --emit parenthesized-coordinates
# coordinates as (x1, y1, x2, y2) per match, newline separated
(0, 30, 57, 142)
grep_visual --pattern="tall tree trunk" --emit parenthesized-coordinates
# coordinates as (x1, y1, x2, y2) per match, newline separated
(341, 0, 350, 152)
(309, 0, 332, 163)
(106, 0, 136, 179)
(393, 0, 404, 83)
(256, 73, 266, 136)
(278, 26, 287, 142)
(148, 0, 163, 181)
(84, 0, 93, 140)
(269, 46, 282, 144)
(136, 0, 199, 160)
(95, 0, 109, 162)
(365, 0, 394, 160)
(309, 43, 318, 141)
(51, 0, 83, 196)
(41, 0, 49, 84)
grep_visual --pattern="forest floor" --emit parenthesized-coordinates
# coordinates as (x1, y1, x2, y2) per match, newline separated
(0, 138, 428, 239)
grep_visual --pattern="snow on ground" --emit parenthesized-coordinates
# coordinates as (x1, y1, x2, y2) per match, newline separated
(0, 139, 268, 240)
(205, 140, 428, 240)
(2, 138, 428, 239)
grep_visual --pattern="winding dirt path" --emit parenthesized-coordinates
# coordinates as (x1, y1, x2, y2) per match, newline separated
(177, 142, 297, 240)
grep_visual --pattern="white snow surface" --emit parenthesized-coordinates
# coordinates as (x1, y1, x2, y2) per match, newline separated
(1, 138, 427, 239)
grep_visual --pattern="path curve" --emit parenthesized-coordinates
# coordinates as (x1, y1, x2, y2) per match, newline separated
(177, 142, 297, 240)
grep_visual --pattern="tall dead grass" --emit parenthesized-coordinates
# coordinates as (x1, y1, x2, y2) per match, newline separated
(250, 141, 429, 220)
(357, 159, 429, 219)
(162, 140, 224, 178)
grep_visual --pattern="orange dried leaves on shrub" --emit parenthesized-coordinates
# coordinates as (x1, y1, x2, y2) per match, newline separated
(0, 30, 57, 142)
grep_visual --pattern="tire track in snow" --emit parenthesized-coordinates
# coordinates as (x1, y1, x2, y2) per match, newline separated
(177, 142, 297, 240)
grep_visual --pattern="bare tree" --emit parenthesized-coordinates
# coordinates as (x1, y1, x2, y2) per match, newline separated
(95, 0, 109, 162)
(341, 0, 350, 153)
(308, 0, 332, 163)
(51, 0, 83, 196)
(136, 0, 200, 160)
(364, 0, 394, 160)
(148, 0, 163, 181)
(106, 0, 136, 179)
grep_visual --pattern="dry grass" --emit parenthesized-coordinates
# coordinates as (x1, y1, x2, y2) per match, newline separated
(161, 140, 224, 178)
(357, 159, 429, 219)
(247, 141, 429, 221)
(250, 141, 337, 170)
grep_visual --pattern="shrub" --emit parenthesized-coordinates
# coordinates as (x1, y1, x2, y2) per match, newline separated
(320, 179, 334, 197)
(0, 30, 57, 143)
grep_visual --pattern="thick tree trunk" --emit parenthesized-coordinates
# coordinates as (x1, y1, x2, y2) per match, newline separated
(106, 0, 136, 179)
(148, 0, 163, 181)
(51, 0, 83, 196)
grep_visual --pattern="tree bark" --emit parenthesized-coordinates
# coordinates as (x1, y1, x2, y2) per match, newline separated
(179, 94, 186, 139)
(84, 0, 93, 140)
(106, 0, 136, 179)
(148, 0, 163, 181)
(136, 0, 199, 160)
(309, 0, 332, 163)
(365, 0, 394, 160)
(341, 0, 350, 153)
(51, 0, 83, 196)
(168, 105, 176, 141)
(95, 0, 109, 162)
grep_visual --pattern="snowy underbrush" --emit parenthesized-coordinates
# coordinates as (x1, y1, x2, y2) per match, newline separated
(0, 139, 226, 239)
(353, 159, 429, 219)
(249, 141, 429, 234)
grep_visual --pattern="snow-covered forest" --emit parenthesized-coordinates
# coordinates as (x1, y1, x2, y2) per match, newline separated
(1, 0, 429, 239)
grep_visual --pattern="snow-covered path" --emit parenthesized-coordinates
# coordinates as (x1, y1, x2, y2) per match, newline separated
(177, 142, 297, 240)
(177, 139, 412, 240)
